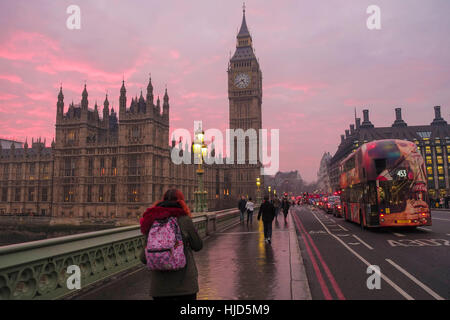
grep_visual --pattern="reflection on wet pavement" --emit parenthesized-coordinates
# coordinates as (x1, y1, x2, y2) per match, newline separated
(197, 218, 292, 300)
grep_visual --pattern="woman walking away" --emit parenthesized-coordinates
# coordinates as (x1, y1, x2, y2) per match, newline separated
(140, 188, 203, 300)
(246, 197, 255, 226)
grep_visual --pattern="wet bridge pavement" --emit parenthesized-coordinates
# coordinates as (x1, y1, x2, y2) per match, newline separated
(75, 213, 311, 300)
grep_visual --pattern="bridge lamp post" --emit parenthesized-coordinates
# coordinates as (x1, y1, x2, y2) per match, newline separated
(256, 177, 261, 205)
(193, 127, 208, 213)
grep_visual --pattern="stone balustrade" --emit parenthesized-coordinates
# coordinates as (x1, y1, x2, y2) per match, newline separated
(0, 208, 239, 300)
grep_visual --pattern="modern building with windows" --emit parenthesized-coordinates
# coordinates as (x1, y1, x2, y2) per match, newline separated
(328, 106, 449, 200)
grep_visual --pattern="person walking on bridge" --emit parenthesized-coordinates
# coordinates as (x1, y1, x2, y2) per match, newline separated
(245, 197, 255, 226)
(238, 195, 247, 223)
(272, 195, 281, 221)
(140, 188, 203, 300)
(258, 195, 276, 244)
(281, 197, 290, 224)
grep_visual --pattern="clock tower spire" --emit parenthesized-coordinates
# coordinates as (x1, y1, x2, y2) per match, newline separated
(228, 4, 263, 199)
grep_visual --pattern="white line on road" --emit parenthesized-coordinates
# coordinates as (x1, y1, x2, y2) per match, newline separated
(432, 218, 450, 222)
(352, 235, 374, 250)
(392, 233, 405, 237)
(311, 212, 414, 300)
(337, 225, 348, 231)
(385, 259, 444, 300)
(417, 227, 432, 232)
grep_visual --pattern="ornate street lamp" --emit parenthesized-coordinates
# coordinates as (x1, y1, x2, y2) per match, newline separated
(256, 177, 261, 205)
(193, 126, 208, 213)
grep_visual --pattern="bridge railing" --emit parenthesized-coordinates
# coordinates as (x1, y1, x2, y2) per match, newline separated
(0, 209, 239, 300)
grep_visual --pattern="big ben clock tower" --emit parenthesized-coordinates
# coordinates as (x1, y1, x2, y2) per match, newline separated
(228, 5, 263, 199)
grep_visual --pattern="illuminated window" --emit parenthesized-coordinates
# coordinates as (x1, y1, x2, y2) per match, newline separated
(112, 157, 117, 176)
(438, 166, 444, 175)
(428, 176, 433, 181)
(437, 156, 443, 164)
(99, 185, 104, 202)
(427, 167, 433, 175)
(436, 146, 442, 154)
(100, 158, 105, 176)
(425, 146, 431, 154)
(439, 176, 444, 181)
(448, 156, 450, 164)
(426, 156, 432, 165)
(447, 145, 450, 154)
(435, 139, 441, 144)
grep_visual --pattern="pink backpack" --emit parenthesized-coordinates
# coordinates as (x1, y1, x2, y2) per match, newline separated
(145, 217, 187, 271)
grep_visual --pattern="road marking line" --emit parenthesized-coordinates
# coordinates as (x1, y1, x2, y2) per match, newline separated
(417, 227, 431, 232)
(347, 242, 360, 245)
(337, 225, 348, 231)
(311, 212, 414, 300)
(336, 234, 350, 237)
(392, 233, 405, 237)
(385, 259, 444, 300)
(432, 218, 450, 222)
(352, 235, 374, 250)
(293, 214, 333, 300)
(294, 213, 346, 300)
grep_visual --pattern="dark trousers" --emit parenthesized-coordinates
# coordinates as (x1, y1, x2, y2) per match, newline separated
(247, 210, 253, 224)
(153, 294, 197, 300)
(263, 220, 273, 239)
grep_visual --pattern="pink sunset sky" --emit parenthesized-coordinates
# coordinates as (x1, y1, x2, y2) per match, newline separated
(0, 0, 449, 182)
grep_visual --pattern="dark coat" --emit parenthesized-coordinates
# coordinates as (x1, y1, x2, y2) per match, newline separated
(282, 199, 290, 213)
(258, 200, 276, 222)
(238, 199, 247, 212)
(140, 203, 203, 297)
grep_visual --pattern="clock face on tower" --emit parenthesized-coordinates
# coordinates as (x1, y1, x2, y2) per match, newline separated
(234, 73, 250, 88)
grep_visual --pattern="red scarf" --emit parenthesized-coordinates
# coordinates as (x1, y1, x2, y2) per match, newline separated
(140, 206, 187, 235)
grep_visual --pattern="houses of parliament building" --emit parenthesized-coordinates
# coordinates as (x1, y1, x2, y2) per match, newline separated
(0, 8, 264, 220)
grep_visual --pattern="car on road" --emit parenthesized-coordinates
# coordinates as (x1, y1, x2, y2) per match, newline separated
(325, 195, 340, 214)
(332, 199, 343, 217)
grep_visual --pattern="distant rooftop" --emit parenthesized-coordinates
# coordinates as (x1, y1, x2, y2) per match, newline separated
(0, 139, 23, 149)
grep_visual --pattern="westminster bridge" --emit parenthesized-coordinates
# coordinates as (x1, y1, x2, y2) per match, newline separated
(0, 208, 310, 300)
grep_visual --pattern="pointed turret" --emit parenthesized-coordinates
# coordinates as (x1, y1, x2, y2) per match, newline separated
(139, 90, 146, 113)
(156, 96, 161, 115)
(146, 75, 154, 106)
(94, 101, 99, 120)
(163, 87, 169, 119)
(57, 85, 64, 119)
(119, 79, 127, 115)
(231, 4, 256, 62)
(81, 83, 88, 110)
(236, 4, 252, 48)
(103, 94, 110, 120)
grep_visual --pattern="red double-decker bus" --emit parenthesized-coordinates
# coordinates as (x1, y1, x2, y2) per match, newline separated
(339, 139, 431, 228)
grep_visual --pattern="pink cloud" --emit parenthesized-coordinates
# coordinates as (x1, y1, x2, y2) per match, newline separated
(0, 74, 22, 83)
(0, 93, 18, 100)
(170, 50, 180, 59)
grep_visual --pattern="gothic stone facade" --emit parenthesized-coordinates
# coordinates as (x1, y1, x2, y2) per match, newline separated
(0, 9, 264, 218)
(0, 79, 232, 218)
